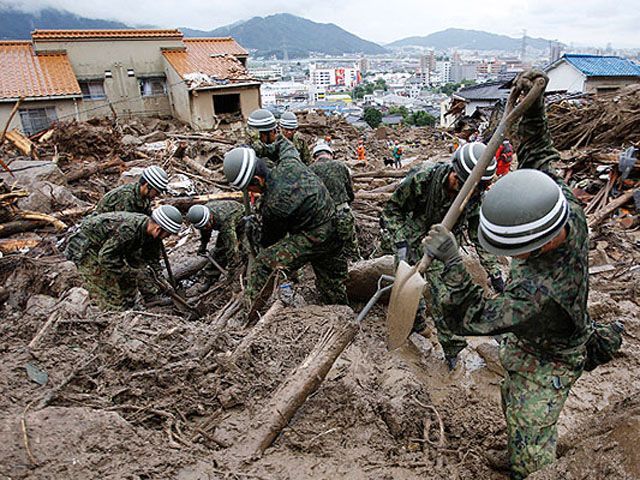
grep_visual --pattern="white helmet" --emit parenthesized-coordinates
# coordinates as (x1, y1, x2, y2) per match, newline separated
(312, 142, 333, 158)
(187, 204, 211, 229)
(223, 147, 257, 190)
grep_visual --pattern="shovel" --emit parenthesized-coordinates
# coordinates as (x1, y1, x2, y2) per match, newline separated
(386, 76, 547, 350)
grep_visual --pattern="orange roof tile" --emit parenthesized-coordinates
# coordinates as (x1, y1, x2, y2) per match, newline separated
(0, 41, 81, 100)
(163, 38, 255, 88)
(32, 29, 183, 41)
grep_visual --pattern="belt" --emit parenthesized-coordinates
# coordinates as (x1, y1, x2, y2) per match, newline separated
(336, 202, 350, 211)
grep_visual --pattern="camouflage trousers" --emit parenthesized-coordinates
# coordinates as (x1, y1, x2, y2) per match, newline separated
(202, 238, 240, 281)
(417, 260, 468, 358)
(247, 222, 348, 306)
(75, 251, 138, 311)
(336, 207, 360, 261)
(499, 337, 584, 479)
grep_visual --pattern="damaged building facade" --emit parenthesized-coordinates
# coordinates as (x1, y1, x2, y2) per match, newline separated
(0, 29, 261, 135)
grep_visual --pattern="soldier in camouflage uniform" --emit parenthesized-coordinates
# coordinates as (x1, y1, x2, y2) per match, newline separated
(245, 109, 300, 169)
(186, 200, 245, 289)
(65, 206, 183, 311)
(423, 70, 592, 479)
(223, 147, 347, 305)
(94, 165, 168, 215)
(309, 142, 360, 260)
(380, 143, 503, 366)
(93, 165, 170, 299)
(279, 111, 312, 165)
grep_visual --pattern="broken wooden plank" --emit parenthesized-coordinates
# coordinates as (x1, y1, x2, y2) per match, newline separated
(589, 264, 616, 275)
(66, 158, 124, 183)
(588, 189, 638, 229)
(5, 129, 34, 157)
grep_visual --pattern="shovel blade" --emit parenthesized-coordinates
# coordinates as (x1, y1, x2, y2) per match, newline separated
(386, 260, 427, 350)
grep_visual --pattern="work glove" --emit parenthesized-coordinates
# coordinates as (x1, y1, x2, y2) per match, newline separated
(395, 240, 409, 266)
(488, 274, 505, 293)
(514, 68, 549, 94)
(240, 214, 261, 249)
(423, 224, 461, 265)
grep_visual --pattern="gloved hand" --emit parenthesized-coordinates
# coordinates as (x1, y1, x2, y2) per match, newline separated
(240, 214, 261, 249)
(488, 274, 505, 293)
(395, 240, 409, 265)
(423, 224, 461, 264)
(514, 68, 549, 94)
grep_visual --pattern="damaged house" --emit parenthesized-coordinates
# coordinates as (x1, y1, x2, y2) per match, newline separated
(440, 80, 509, 131)
(0, 29, 261, 135)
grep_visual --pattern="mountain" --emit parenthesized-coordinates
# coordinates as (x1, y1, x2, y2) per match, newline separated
(388, 28, 553, 52)
(184, 14, 387, 58)
(0, 4, 130, 39)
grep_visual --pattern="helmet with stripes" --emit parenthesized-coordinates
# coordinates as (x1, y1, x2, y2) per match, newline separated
(187, 204, 211, 229)
(478, 169, 570, 256)
(141, 165, 169, 193)
(279, 111, 298, 130)
(223, 147, 257, 190)
(247, 108, 277, 132)
(151, 205, 183, 234)
(452, 142, 496, 182)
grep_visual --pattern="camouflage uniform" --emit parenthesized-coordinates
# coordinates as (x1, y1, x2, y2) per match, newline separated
(94, 182, 152, 216)
(380, 162, 502, 357)
(93, 181, 161, 298)
(291, 132, 312, 166)
(197, 200, 244, 279)
(65, 212, 162, 311)
(438, 94, 592, 479)
(249, 146, 348, 305)
(246, 132, 299, 169)
(310, 158, 360, 260)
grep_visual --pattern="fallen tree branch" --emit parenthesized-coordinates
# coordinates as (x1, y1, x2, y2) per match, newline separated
(588, 189, 638, 229)
(66, 158, 124, 183)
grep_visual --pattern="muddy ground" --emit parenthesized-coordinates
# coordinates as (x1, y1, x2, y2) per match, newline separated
(0, 116, 639, 479)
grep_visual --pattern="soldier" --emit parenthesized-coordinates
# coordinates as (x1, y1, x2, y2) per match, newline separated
(223, 147, 347, 306)
(65, 205, 183, 311)
(422, 70, 592, 479)
(309, 142, 359, 260)
(186, 200, 244, 291)
(94, 165, 168, 215)
(380, 142, 504, 369)
(246, 108, 299, 168)
(279, 111, 312, 165)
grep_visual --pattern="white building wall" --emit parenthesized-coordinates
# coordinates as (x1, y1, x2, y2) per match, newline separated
(546, 62, 586, 93)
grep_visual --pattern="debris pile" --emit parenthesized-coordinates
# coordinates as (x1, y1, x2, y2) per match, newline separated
(547, 85, 640, 150)
(0, 96, 639, 480)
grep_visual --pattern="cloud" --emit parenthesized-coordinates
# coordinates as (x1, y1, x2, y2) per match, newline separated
(4, 0, 640, 48)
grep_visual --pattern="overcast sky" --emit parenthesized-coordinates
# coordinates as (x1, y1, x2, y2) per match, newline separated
(8, 0, 640, 48)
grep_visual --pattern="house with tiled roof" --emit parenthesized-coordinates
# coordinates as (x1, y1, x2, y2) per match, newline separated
(0, 29, 261, 134)
(545, 53, 640, 94)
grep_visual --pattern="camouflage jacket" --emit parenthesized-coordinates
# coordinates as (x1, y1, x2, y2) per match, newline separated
(198, 200, 244, 251)
(249, 133, 301, 168)
(440, 94, 592, 360)
(260, 155, 336, 248)
(94, 182, 151, 216)
(291, 132, 312, 166)
(73, 212, 161, 274)
(309, 158, 355, 206)
(381, 161, 500, 276)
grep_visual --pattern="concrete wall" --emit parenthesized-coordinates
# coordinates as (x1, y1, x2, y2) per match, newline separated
(164, 62, 190, 124)
(585, 77, 640, 93)
(0, 98, 79, 135)
(190, 85, 261, 130)
(33, 39, 179, 119)
(547, 62, 585, 93)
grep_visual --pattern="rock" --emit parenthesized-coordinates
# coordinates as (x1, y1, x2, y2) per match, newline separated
(140, 131, 167, 143)
(346, 255, 395, 302)
(475, 341, 504, 376)
(45, 261, 81, 297)
(17, 181, 90, 214)
(119, 167, 144, 185)
(58, 287, 91, 317)
(25, 294, 58, 318)
(121, 134, 143, 146)
(0, 160, 66, 189)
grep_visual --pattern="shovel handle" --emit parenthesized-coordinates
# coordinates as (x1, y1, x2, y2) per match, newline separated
(242, 188, 256, 276)
(415, 77, 546, 275)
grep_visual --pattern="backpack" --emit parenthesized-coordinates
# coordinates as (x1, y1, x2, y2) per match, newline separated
(584, 321, 624, 372)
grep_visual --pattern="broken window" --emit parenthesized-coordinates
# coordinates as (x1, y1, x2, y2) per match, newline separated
(79, 80, 106, 100)
(213, 93, 241, 114)
(140, 77, 167, 97)
(19, 107, 58, 136)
